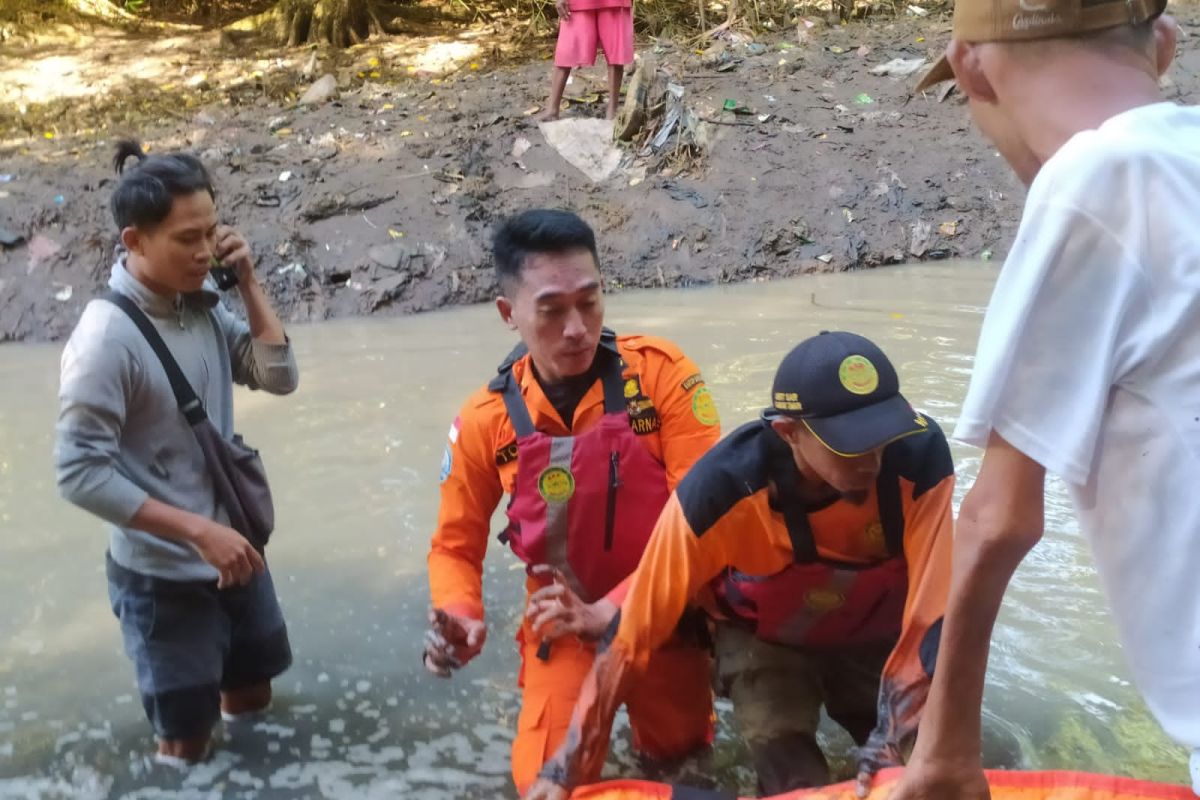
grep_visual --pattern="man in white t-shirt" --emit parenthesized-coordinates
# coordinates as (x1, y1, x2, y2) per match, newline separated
(879, 1, 1200, 798)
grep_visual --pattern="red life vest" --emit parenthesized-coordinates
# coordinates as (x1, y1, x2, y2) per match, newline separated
(712, 447, 909, 650)
(494, 334, 670, 604)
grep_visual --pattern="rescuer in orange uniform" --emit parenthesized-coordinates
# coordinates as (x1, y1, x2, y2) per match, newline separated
(524, 332, 955, 799)
(423, 209, 722, 794)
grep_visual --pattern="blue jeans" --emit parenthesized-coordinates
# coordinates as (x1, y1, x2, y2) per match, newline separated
(106, 553, 292, 740)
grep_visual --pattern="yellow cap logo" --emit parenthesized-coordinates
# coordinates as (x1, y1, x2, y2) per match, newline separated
(805, 588, 846, 613)
(773, 391, 803, 412)
(839, 355, 879, 395)
(537, 467, 575, 504)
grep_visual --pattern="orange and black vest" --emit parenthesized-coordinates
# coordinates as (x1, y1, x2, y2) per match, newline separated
(690, 418, 941, 649)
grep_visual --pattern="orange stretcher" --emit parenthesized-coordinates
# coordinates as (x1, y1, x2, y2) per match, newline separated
(571, 768, 1194, 800)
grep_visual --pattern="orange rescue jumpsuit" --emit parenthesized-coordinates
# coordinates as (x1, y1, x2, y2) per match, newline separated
(428, 335, 721, 792)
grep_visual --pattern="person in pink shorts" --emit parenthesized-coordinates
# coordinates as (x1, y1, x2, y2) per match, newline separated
(535, 0, 633, 121)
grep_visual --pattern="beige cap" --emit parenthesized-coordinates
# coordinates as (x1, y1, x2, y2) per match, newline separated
(915, 0, 1168, 91)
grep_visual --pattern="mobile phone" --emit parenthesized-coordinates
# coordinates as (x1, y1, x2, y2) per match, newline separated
(209, 257, 239, 290)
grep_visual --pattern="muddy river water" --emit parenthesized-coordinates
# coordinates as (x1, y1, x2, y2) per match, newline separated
(0, 263, 1189, 798)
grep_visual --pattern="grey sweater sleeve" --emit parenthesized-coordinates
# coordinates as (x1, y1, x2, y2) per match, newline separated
(54, 311, 150, 527)
(212, 299, 299, 394)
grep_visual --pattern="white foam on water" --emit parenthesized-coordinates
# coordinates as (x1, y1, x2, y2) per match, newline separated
(329, 719, 346, 734)
(403, 765, 507, 790)
(356, 680, 372, 693)
(472, 723, 513, 741)
(270, 760, 474, 800)
(268, 760, 359, 790)
(407, 732, 475, 769)
(0, 765, 112, 800)
(85, 727, 113, 741)
(122, 788, 223, 800)
(1066, 690, 1123, 715)
(227, 769, 265, 789)
(251, 722, 296, 739)
(344, 743, 406, 766)
(405, 789, 457, 800)
(182, 750, 239, 788)
(53, 731, 82, 753)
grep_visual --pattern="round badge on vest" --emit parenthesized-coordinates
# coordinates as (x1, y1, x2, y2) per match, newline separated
(805, 587, 847, 613)
(538, 466, 576, 504)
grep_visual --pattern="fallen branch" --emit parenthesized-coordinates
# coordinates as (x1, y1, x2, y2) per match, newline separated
(301, 190, 395, 221)
(687, 16, 739, 46)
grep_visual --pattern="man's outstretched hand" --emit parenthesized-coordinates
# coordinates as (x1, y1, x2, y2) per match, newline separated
(422, 607, 487, 677)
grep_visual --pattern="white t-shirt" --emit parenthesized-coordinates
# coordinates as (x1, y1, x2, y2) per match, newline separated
(956, 102, 1200, 778)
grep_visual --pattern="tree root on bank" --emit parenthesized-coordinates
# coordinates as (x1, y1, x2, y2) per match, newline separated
(228, 0, 383, 47)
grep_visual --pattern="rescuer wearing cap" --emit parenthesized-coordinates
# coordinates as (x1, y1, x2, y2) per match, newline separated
(524, 331, 956, 798)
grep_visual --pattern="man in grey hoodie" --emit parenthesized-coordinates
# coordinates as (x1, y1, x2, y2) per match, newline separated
(55, 140, 299, 766)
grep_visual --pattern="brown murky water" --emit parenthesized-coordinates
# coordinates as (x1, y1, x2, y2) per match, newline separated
(0, 263, 1188, 798)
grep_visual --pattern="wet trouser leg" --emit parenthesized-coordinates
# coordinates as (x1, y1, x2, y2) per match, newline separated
(715, 623, 827, 795)
(818, 642, 892, 748)
(511, 626, 596, 795)
(511, 625, 713, 795)
(714, 622, 893, 797)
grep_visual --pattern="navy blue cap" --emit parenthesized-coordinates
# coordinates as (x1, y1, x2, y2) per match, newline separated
(769, 331, 928, 456)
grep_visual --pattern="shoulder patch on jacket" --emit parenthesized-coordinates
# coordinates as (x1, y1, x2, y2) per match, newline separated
(881, 414, 954, 501)
(494, 438, 519, 466)
(675, 420, 773, 537)
(621, 374, 662, 436)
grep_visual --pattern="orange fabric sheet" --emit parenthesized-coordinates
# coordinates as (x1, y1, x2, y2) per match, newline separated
(570, 768, 1194, 800)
